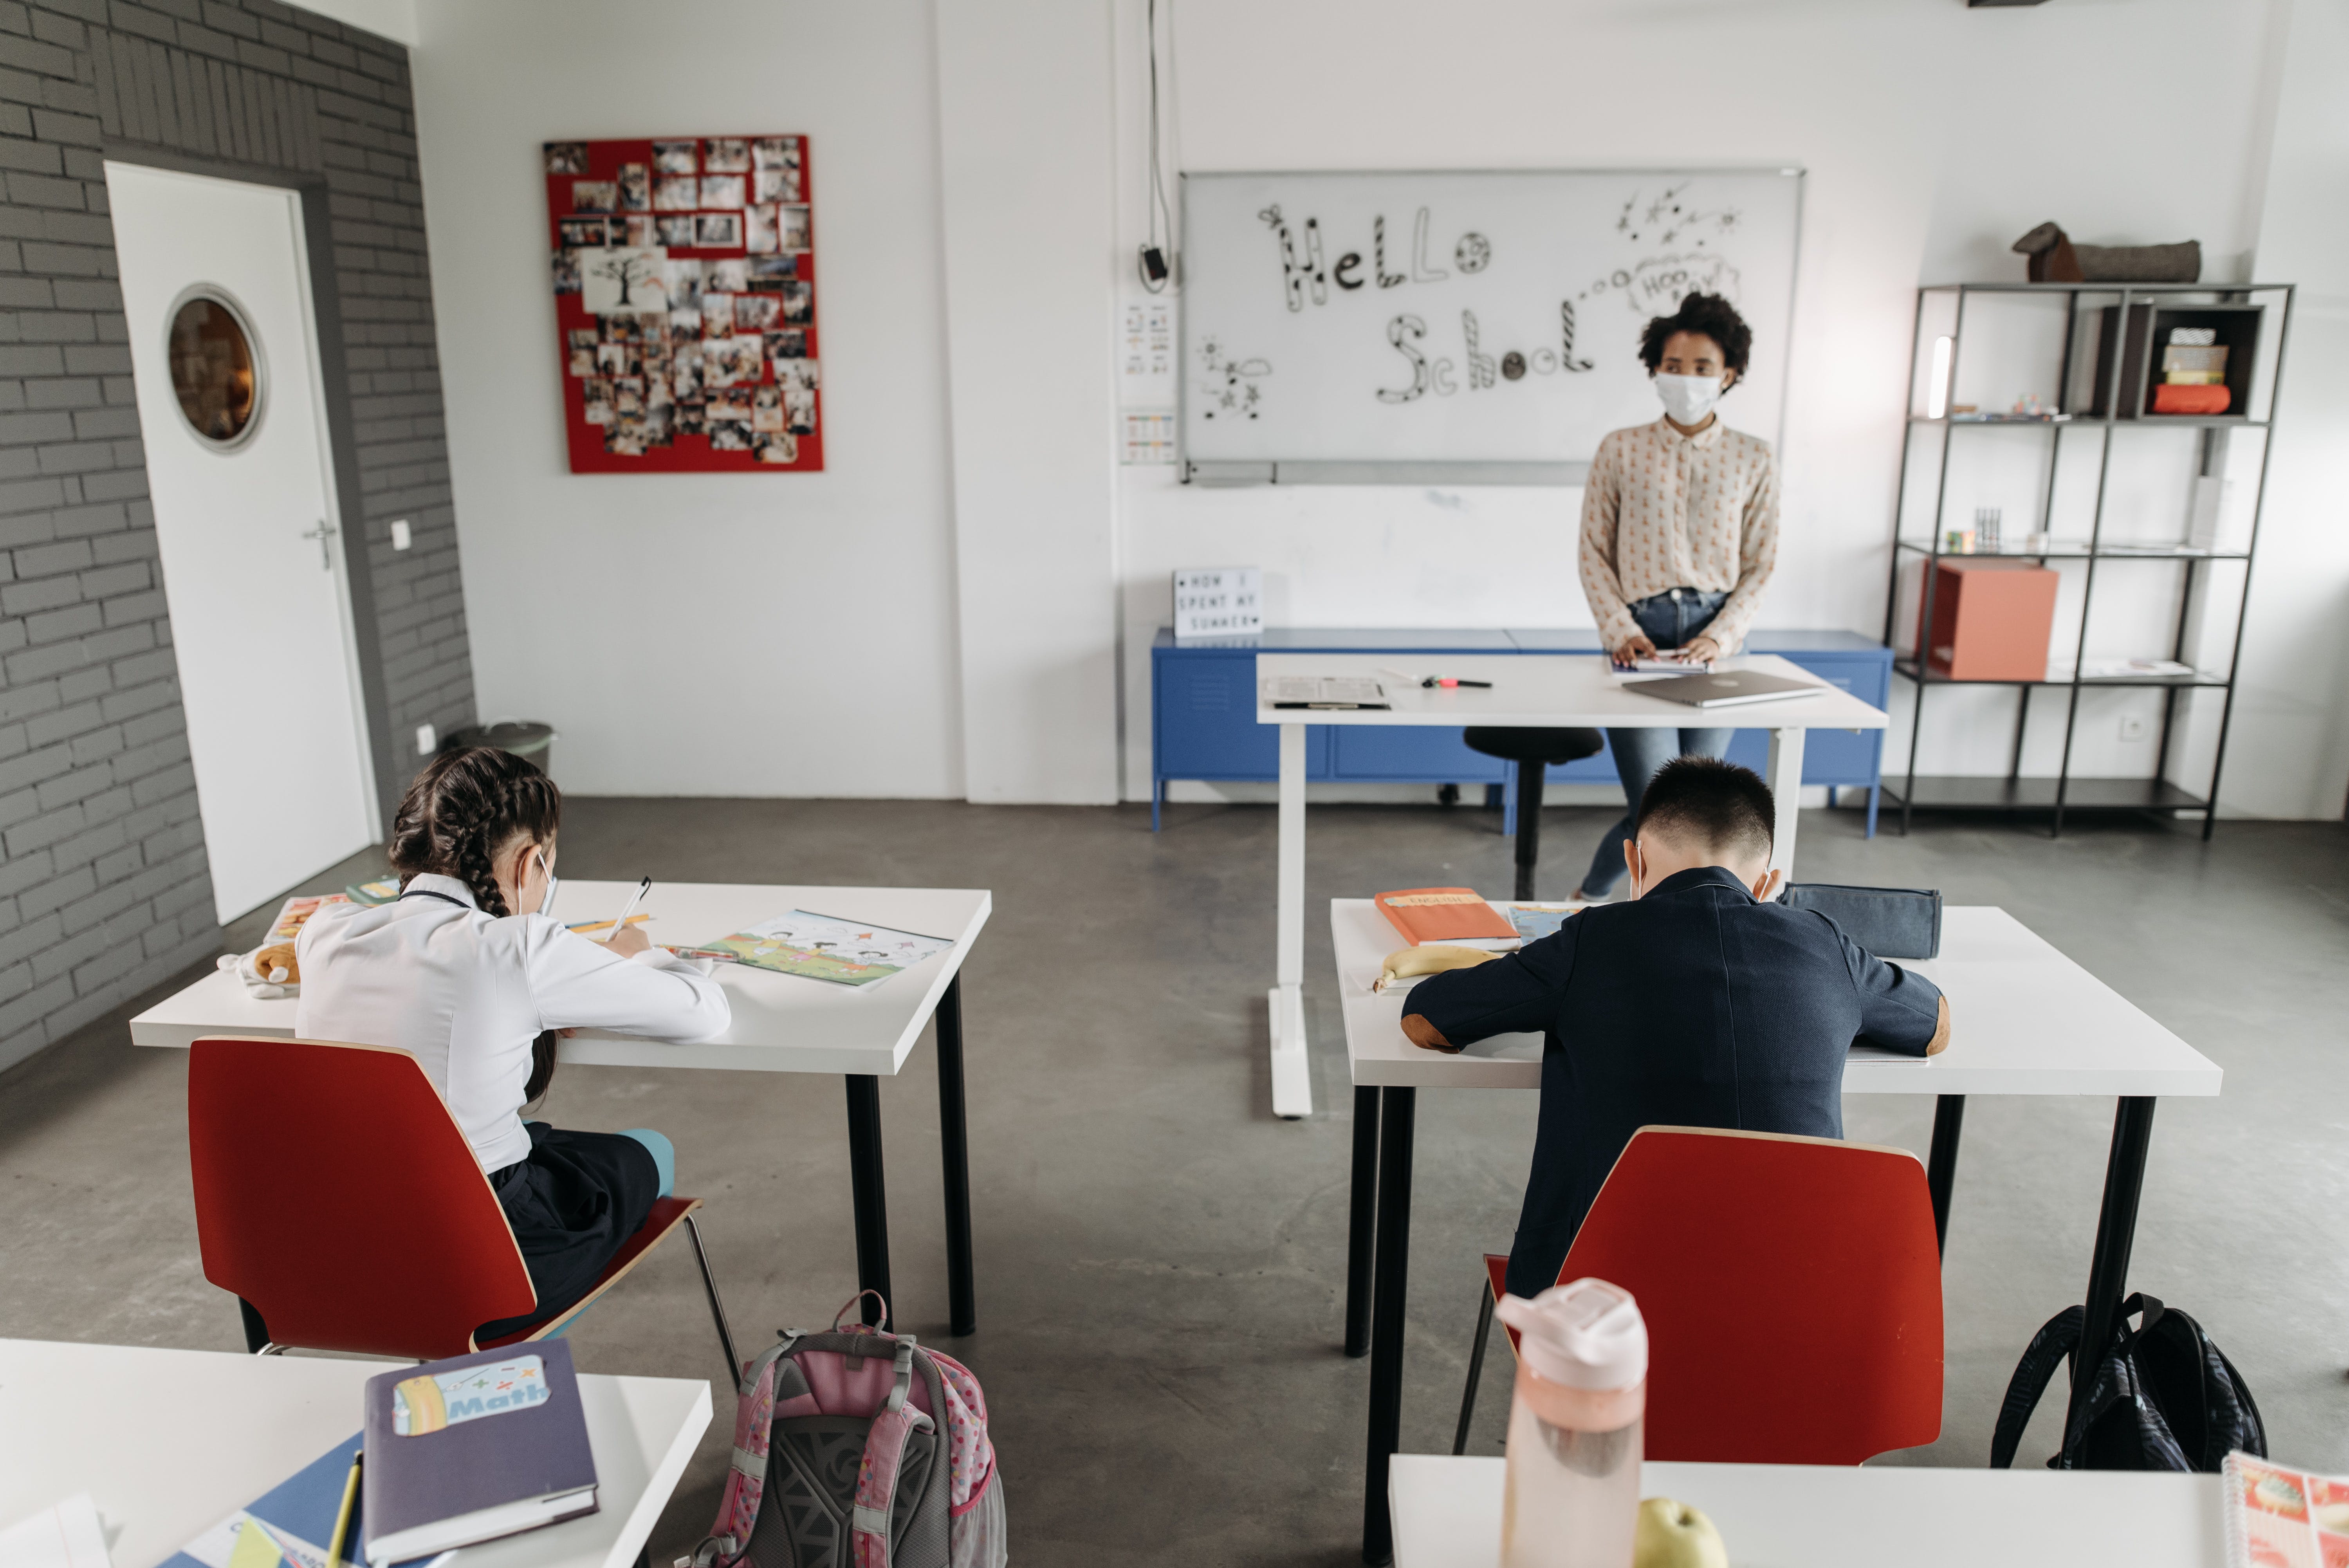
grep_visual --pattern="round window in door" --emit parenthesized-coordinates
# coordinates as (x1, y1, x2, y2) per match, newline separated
(164, 287, 264, 449)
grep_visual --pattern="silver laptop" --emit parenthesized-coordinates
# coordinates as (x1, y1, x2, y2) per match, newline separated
(1623, 669, 1821, 709)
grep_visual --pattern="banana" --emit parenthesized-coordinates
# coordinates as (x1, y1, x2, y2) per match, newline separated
(1373, 944, 1500, 992)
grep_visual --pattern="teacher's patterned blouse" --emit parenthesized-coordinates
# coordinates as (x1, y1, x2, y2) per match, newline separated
(1578, 416, 1779, 655)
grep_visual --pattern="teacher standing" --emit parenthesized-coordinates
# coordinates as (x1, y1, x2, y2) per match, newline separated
(1577, 291, 1779, 900)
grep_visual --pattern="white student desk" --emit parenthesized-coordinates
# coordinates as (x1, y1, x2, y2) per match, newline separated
(0, 1338, 710, 1568)
(1387, 1454, 2222, 1568)
(129, 882, 992, 1337)
(1255, 651, 1887, 1119)
(1334, 900, 2223, 1566)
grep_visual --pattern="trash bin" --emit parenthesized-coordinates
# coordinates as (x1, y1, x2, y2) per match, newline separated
(446, 720, 557, 779)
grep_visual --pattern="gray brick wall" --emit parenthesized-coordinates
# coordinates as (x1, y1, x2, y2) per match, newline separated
(0, 0, 474, 1074)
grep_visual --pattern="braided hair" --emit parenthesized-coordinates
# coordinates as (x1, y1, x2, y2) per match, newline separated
(390, 746, 562, 915)
(390, 747, 565, 1102)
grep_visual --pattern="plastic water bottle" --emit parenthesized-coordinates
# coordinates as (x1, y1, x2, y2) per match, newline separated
(1494, 1277, 1647, 1568)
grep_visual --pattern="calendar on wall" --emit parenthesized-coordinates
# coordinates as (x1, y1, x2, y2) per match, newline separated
(543, 135, 822, 473)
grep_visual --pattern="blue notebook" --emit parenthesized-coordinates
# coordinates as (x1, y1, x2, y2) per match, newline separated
(158, 1440, 444, 1568)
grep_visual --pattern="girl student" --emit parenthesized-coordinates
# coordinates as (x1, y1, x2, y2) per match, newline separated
(1575, 291, 1781, 900)
(295, 746, 729, 1338)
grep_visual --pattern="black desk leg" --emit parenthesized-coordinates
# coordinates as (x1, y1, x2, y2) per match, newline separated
(935, 974, 978, 1337)
(845, 1074, 892, 1326)
(1345, 1084, 1380, 1358)
(1926, 1094, 1965, 1258)
(1361, 1086, 1417, 1566)
(2063, 1096, 2158, 1453)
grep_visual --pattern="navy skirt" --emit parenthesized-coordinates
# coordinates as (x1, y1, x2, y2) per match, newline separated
(477, 1121, 660, 1341)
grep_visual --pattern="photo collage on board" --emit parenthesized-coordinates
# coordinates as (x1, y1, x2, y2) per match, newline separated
(544, 135, 819, 472)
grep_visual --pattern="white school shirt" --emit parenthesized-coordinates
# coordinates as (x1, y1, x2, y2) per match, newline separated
(293, 872, 731, 1173)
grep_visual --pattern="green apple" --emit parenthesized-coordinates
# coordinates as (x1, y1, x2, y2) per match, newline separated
(1635, 1497, 1728, 1568)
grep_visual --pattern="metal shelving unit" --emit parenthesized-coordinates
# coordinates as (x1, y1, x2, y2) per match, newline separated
(1882, 281, 2295, 838)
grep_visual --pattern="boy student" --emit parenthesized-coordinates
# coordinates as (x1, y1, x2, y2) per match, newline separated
(1401, 757, 1950, 1298)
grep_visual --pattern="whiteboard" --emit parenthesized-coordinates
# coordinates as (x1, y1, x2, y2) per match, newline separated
(1179, 169, 1802, 482)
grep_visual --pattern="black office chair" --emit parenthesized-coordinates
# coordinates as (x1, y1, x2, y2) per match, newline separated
(1464, 728, 1606, 899)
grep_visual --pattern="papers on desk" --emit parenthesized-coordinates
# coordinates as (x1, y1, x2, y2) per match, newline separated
(0, 1494, 111, 1568)
(1607, 654, 1713, 677)
(701, 910, 951, 987)
(1261, 675, 1389, 709)
(160, 1442, 446, 1568)
(1497, 902, 1584, 944)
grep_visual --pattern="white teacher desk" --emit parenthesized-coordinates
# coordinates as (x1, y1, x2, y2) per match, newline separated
(0, 1338, 711, 1568)
(130, 881, 990, 1337)
(1388, 1454, 2222, 1568)
(1256, 651, 1888, 1119)
(1333, 900, 2223, 1566)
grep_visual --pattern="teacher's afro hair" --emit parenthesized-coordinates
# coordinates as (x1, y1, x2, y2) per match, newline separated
(1633, 756, 1776, 866)
(1639, 292, 1753, 379)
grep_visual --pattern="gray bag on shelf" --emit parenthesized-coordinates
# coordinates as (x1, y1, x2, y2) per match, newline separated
(1779, 884, 1942, 959)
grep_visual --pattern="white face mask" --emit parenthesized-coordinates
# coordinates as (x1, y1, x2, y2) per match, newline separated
(1655, 373, 1725, 426)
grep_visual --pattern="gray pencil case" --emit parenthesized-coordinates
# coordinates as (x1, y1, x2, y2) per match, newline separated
(1779, 883, 1942, 959)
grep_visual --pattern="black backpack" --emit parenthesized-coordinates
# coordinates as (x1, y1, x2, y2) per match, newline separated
(1992, 1293, 2265, 1471)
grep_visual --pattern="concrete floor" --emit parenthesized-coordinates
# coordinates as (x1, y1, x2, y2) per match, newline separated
(3, 796, 2346, 1565)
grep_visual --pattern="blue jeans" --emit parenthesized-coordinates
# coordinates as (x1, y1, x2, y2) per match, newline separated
(1582, 588, 1733, 897)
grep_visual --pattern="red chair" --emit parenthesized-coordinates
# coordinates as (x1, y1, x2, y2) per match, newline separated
(1452, 1126, 1943, 1463)
(188, 1036, 740, 1379)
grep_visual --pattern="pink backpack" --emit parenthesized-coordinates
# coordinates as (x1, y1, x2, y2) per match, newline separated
(690, 1295, 1005, 1568)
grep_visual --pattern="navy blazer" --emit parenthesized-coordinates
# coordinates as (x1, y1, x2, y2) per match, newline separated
(1403, 866, 1945, 1298)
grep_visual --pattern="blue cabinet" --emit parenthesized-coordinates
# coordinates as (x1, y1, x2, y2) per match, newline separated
(1151, 628, 1891, 835)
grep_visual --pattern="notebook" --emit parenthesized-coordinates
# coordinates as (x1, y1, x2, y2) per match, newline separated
(1261, 675, 1389, 709)
(158, 1443, 445, 1568)
(360, 1343, 598, 1565)
(1373, 888, 1518, 950)
(1622, 669, 1822, 709)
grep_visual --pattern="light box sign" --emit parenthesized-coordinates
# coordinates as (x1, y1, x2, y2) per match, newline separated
(1173, 567, 1263, 641)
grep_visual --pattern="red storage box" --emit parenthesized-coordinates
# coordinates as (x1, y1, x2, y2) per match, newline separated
(1920, 559, 2058, 681)
(2152, 383, 2231, 416)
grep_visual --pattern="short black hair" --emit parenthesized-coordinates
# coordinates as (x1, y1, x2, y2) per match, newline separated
(1638, 292, 1753, 381)
(1633, 756, 1775, 865)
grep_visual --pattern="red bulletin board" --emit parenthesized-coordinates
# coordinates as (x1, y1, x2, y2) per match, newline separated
(543, 135, 821, 473)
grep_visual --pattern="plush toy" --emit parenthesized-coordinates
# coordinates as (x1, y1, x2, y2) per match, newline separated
(218, 942, 300, 998)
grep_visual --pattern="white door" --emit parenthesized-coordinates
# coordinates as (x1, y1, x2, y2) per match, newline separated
(108, 162, 376, 922)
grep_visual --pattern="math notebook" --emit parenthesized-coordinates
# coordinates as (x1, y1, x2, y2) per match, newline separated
(360, 1342, 598, 1565)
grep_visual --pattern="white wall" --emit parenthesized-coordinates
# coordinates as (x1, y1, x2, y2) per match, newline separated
(411, 0, 965, 798)
(2229, 0, 2349, 819)
(292, 0, 416, 48)
(404, 0, 2344, 816)
(1112, 0, 2319, 807)
(935, 0, 1122, 805)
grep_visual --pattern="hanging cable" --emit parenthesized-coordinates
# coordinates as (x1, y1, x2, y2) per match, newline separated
(1138, 0, 1174, 292)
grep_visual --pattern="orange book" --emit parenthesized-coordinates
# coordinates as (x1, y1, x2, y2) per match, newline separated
(1373, 888, 1517, 948)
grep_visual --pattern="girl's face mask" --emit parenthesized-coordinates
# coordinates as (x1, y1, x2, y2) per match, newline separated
(531, 843, 559, 917)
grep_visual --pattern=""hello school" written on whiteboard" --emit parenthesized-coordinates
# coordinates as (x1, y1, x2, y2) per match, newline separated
(1179, 169, 1801, 474)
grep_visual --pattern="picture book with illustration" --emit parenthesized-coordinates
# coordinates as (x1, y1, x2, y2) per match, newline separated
(700, 910, 951, 986)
